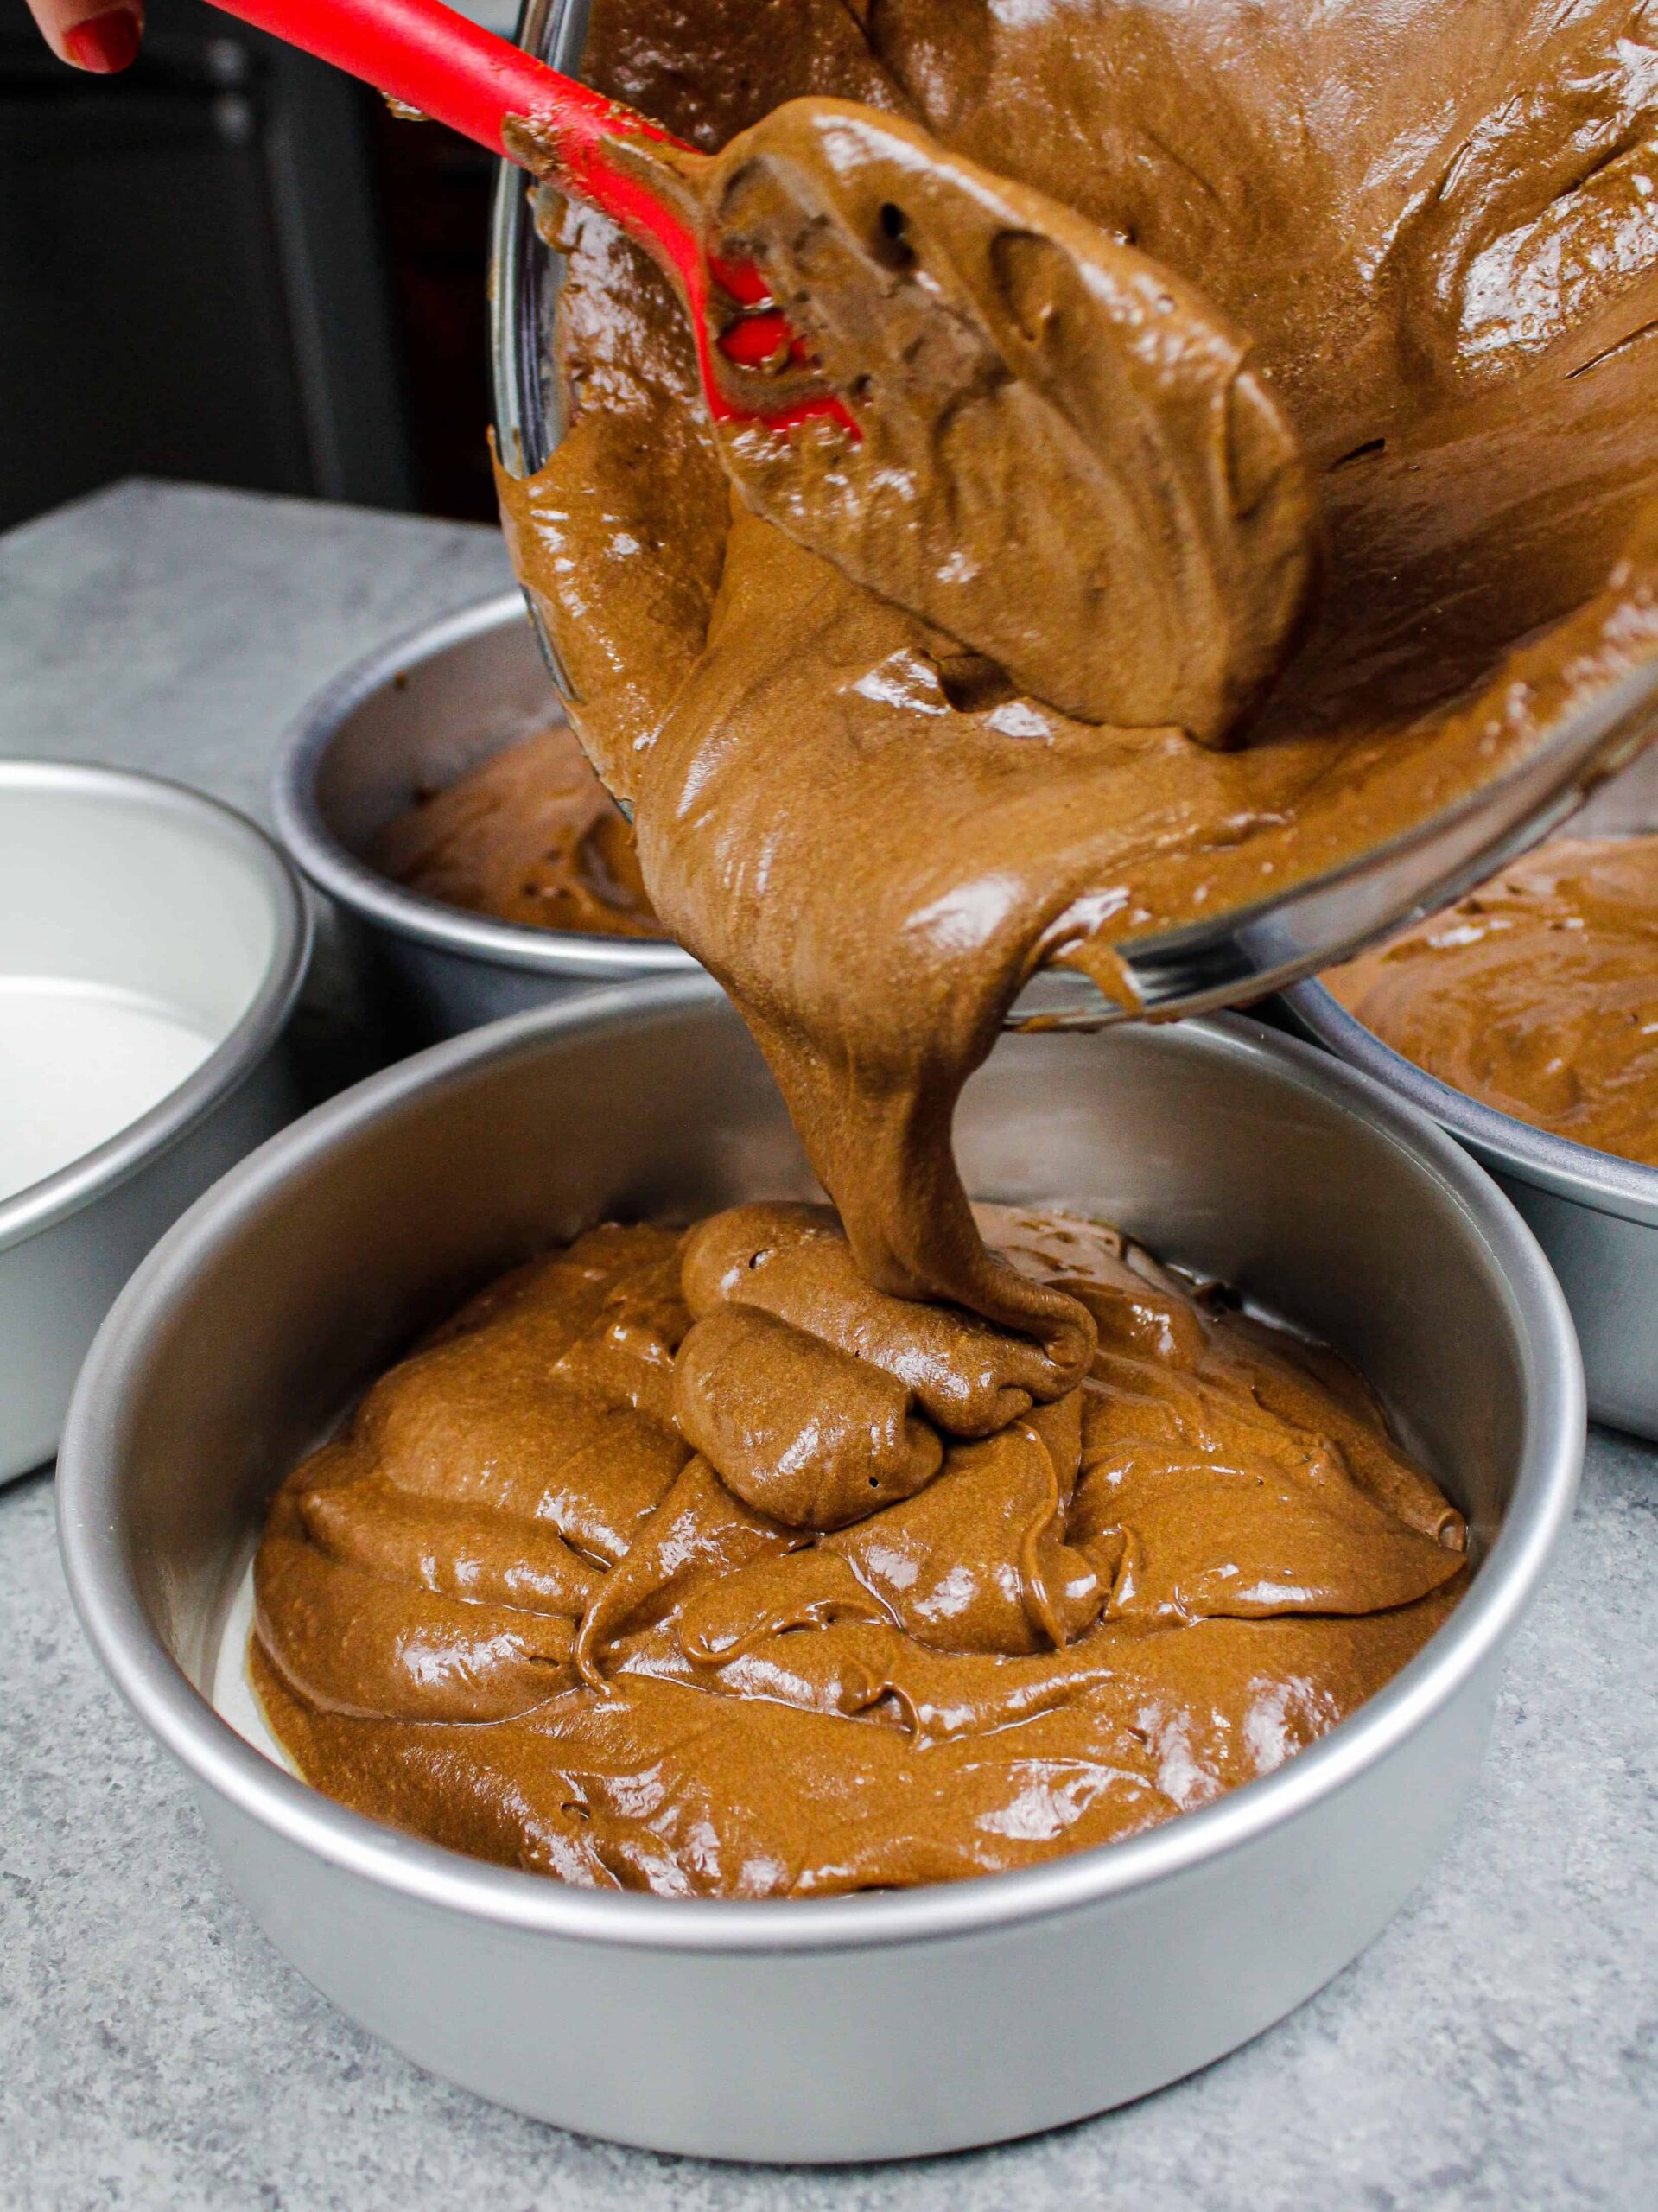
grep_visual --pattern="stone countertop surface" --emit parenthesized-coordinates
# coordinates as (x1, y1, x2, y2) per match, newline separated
(2, 481, 1655, 2211)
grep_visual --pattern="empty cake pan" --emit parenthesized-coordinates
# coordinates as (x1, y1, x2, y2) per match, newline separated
(271, 593, 697, 1039)
(0, 760, 309, 1482)
(58, 979, 1580, 2161)
(1284, 747, 1658, 1438)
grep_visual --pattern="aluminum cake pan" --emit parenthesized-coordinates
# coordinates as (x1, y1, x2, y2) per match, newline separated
(58, 980, 1581, 2160)
(0, 760, 309, 1481)
(271, 593, 697, 1039)
(1285, 750, 1658, 1437)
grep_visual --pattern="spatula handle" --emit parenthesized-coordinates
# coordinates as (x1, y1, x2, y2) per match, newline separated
(207, 0, 689, 203)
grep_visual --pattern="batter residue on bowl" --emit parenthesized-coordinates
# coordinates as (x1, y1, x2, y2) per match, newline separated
(251, 1203, 1465, 1896)
(1327, 832, 1658, 1167)
(372, 723, 660, 939)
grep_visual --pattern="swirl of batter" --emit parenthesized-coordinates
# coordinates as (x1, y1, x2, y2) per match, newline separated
(251, 1205, 1465, 1896)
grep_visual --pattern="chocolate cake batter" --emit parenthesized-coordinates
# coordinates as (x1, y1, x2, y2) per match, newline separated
(601, 95, 1322, 741)
(373, 723, 660, 938)
(1329, 832, 1658, 1166)
(252, 1205, 1465, 1894)
(499, 0, 1658, 1334)
(252, 1, 1658, 1889)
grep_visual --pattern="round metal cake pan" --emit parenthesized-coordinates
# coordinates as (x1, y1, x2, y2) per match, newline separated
(1283, 747, 1658, 1439)
(271, 592, 698, 1040)
(0, 760, 310, 1484)
(58, 980, 1580, 2161)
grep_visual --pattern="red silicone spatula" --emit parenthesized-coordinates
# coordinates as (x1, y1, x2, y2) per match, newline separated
(203, 0, 1316, 746)
(204, 0, 834, 430)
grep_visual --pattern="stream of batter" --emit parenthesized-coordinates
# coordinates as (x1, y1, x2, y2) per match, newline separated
(251, 0, 1658, 1890)
(495, 0, 1658, 1332)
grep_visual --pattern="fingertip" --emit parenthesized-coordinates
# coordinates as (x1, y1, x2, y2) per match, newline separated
(63, 3, 143, 73)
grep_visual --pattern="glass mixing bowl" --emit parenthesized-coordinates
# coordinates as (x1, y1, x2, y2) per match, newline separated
(487, 0, 1658, 1027)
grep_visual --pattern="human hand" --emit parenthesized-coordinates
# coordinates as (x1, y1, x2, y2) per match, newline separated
(24, 0, 143, 72)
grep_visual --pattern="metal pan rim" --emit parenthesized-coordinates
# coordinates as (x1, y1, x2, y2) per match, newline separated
(0, 760, 312, 1255)
(270, 593, 697, 982)
(57, 979, 1584, 1958)
(1285, 976, 1658, 1227)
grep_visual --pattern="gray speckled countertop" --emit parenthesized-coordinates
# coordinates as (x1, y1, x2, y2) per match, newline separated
(3, 481, 1655, 2211)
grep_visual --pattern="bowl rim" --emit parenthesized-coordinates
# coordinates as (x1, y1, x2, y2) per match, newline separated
(57, 977, 1585, 1955)
(0, 759, 313, 1255)
(1285, 975, 1658, 1229)
(269, 592, 699, 982)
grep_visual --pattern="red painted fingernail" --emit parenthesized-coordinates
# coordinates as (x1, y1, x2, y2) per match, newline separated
(64, 5, 143, 73)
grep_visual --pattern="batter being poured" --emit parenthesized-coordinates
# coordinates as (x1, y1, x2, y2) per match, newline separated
(653, 97, 1318, 741)
(250, 0, 1658, 1889)
(497, 0, 1658, 1336)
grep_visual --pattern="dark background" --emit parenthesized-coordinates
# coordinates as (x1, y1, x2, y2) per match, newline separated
(0, 0, 499, 531)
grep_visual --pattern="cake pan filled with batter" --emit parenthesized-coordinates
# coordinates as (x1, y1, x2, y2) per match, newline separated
(1286, 749, 1658, 1438)
(272, 594, 696, 1040)
(0, 760, 309, 1483)
(57, 980, 1579, 2160)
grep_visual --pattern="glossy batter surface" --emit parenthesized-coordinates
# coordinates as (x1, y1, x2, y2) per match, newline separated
(1328, 833, 1658, 1166)
(499, 0, 1658, 1334)
(261, 2, 1658, 1893)
(677, 96, 1318, 740)
(252, 1205, 1465, 1896)
(372, 724, 660, 938)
